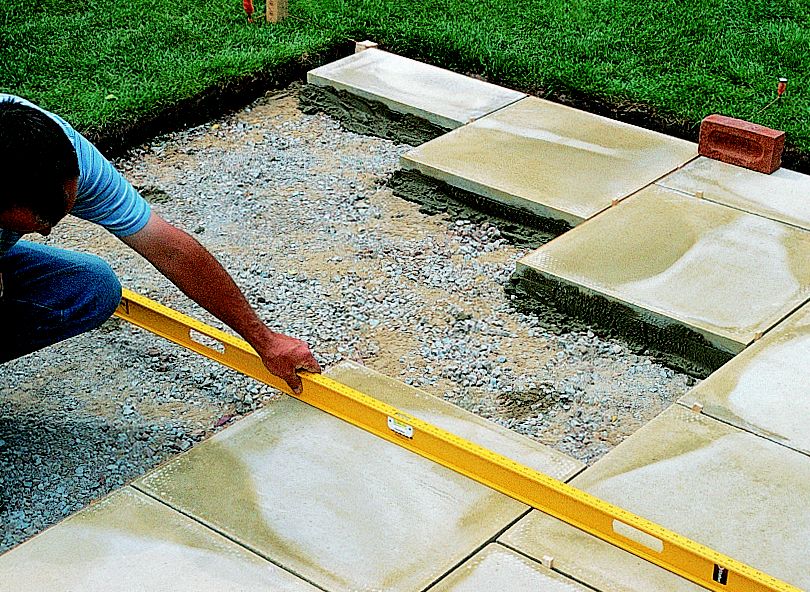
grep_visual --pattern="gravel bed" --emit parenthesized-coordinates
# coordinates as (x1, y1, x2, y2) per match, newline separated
(0, 84, 695, 552)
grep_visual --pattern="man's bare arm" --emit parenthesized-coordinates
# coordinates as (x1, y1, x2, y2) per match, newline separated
(120, 212, 320, 393)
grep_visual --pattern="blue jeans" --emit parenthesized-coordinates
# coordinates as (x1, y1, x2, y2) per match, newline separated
(0, 241, 122, 362)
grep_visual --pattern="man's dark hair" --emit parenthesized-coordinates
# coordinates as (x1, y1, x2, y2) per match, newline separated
(0, 98, 79, 224)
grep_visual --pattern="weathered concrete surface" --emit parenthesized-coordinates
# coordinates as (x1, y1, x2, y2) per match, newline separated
(680, 303, 810, 455)
(502, 405, 810, 591)
(517, 185, 810, 357)
(133, 363, 581, 592)
(432, 544, 590, 592)
(401, 97, 697, 226)
(307, 48, 525, 130)
(658, 156, 810, 231)
(0, 487, 316, 592)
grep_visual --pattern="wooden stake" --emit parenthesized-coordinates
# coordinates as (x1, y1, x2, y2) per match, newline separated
(355, 40, 379, 53)
(266, 0, 287, 23)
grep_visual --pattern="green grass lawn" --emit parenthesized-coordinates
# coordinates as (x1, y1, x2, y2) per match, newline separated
(2, 0, 809, 164)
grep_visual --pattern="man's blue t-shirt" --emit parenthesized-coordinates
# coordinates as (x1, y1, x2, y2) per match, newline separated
(0, 95, 151, 256)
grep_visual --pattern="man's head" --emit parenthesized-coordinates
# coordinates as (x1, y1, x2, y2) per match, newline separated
(0, 98, 79, 236)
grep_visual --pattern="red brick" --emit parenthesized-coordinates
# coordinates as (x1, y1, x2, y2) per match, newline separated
(698, 114, 785, 174)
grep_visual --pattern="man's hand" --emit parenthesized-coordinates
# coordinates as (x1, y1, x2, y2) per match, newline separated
(254, 331, 322, 394)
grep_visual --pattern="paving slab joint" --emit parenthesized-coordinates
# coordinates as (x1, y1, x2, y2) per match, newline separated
(508, 267, 734, 378)
(388, 169, 570, 248)
(298, 84, 448, 145)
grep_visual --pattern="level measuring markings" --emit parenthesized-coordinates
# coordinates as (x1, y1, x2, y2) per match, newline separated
(115, 290, 797, 592)
(0, 85, 692, 554)
(328, 361, 584, 479)
(501, 404, 810, 591)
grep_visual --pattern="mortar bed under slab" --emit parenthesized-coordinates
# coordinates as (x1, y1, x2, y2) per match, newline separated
(299, 84, 448, 146)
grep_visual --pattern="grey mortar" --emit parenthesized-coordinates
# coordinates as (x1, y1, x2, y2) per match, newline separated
(299, 87, 573, 247)
(299, 84, 447, 146)
(388, 169, 570, 248)
(508, 266, 734, 378)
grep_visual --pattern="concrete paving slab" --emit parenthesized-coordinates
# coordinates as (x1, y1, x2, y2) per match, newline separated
(516, 184, 810, 356)
(307, 48, 525, 129)
(501, 405, 810, 591)
(0, 487, 317, 592)
(679, 303, 810, 455)
(401, 97, 697, 226)
(431, 543, 591, 592)
(658, 156, 810, 231)
(328, 361, 584, 480)
(133, 363, 581, 592)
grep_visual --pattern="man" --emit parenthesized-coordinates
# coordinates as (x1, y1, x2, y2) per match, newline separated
(0, 95, 321, 393)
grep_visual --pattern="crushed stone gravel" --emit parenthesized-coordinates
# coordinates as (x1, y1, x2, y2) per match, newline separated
(0, 84, 695, 552)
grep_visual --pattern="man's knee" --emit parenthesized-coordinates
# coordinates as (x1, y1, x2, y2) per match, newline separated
(0, 250, 122, 362)
(70, 254, 122, 328)
(60, 253, 121, 331)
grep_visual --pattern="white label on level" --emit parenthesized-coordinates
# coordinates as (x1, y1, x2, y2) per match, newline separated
(387, 416, 414, 439)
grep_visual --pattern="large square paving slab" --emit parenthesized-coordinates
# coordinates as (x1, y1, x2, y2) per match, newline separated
(401, 97, 697, 226)
(307, 48, 525, 130)
(133, 362, 582, 592)
(0, 487, 317, 592)
(658, 156, 810, 231)
(679, 302, 810, 456)
(516, 184, 810, 358)
(500, 405, 810, 591)
(431, 544, 590, 592)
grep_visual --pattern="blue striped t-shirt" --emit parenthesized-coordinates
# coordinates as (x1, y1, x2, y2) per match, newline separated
(0, 94, 151, 257)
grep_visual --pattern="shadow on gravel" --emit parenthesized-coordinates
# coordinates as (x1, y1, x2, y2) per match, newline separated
(0, 405, 166, 552)
(496, 382, 559, 421)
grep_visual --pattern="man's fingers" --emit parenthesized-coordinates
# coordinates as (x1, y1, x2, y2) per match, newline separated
(286, 372, 304, 395)
(299, 356, 322, 374)
(259, 335, 320, 394)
